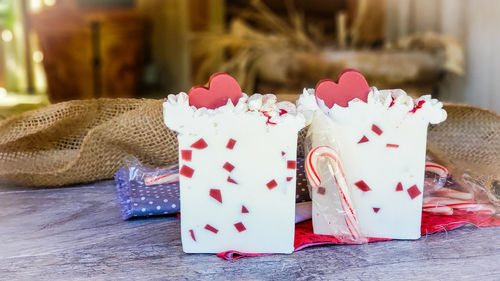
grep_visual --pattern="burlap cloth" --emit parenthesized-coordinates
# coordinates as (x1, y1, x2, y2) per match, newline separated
(0, 99, 498, 208)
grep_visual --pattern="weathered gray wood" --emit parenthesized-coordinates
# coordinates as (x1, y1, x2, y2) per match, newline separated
(0, 181, 499, 281)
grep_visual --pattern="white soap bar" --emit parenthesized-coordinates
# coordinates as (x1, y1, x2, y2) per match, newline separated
(164, 93, 305, 253)
(299, 88, 447, 240)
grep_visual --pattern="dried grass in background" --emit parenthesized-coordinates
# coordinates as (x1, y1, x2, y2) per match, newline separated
(192, 0, 464, 94)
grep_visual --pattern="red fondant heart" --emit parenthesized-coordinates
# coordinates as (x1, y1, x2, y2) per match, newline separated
(188, 73, 243, 109)
(315, 69, 370, 108)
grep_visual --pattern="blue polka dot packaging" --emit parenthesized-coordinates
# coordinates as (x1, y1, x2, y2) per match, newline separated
(115, 158, 310, 220)
(115, 158, 180, 220)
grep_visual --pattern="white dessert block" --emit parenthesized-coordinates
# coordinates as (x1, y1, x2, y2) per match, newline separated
(299, 88, 447, 240)
(164, 93, 305, 253)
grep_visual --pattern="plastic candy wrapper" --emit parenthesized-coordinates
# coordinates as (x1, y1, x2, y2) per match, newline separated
(115, 158, 180, 220)
(302, 110, 367, 244)
(427, 103, 500, 211)
(422, 158, 498, 216)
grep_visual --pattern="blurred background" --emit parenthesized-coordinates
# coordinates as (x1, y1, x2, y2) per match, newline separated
(0, 0, 499, 119)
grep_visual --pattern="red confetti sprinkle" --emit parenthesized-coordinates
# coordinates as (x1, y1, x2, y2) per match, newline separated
(227, 176, 238, 184)
(279, 109, 288, 116)
(410, 100, 426, 113)
(234, 222, 246, 232)
(204, 224, 218, 234)
(241, 205, 249, 213)
(209, 189, 222, 203)
(226, 138, 236, 149)
(262, 111, 277, 125)
(287, 160, 296, 169)
(181, 150, 192, 161)
(281, 151, 286, 156)
(373, 207, 380, 213)
(223, 162, 235, 172)
(180, 165, 194, 178)
(286, 177, 293, 182)
(358, 136, 369, 144)
(317, 186, 326, 195)
(389, 97, 395, 107)
(395, 182, 403, 191)
(189, 229, 196, 241)
(191, 138, 208, 149)
(266, 180, 278, 190)
(354, 180, 371, 192)
(371, 124, 383, 135)
(407, 185, 422, 199)
(386, 143, 399, 148)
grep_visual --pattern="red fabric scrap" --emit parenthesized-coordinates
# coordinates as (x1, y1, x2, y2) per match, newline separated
(217, 210, 500, 260)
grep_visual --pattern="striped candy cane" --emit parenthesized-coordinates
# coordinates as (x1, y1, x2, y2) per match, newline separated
(425, 162, 449, 178)
(305, 145, 361, 241)
(423, 196, 496, 215)
(144, 172, 179, 186)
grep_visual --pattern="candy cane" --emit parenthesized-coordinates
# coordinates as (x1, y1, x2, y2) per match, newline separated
(306, 145, 361, 241)
(144, 172, 179, 186)
(422, 206, 454, 216)
(425, 162, 449, 178)
(433, 187, 473, 200)
(423, 197, 496, 215)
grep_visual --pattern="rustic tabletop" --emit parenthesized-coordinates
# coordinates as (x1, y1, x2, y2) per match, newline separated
(1, 180, 499, 281)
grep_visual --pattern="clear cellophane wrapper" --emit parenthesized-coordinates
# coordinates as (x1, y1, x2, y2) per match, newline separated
(423, 154, 498, 216)
(303, 111, 368, 244)
(425, 103, 500, 215)
(303, 106, 499, 244)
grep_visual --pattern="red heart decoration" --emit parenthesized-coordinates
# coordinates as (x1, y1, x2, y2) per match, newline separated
(315, 69, 370, 108)
(188, 73, 243, 109)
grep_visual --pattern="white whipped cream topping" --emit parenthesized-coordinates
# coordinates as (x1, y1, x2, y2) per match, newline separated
(297, 87, 447, 125)
(164, 92, 305, 135)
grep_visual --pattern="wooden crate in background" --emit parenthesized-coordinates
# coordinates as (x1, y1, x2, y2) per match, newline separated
(31, 4, 146, 103)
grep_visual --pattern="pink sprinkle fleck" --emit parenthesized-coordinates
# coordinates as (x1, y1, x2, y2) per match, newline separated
(209, 189, 222, 203)
(373, 207, 380, 213)
(180, 165, 194, 178)
(262, 111, 277, 125)
(386, 143, 399, 148)
(286, 177, 293, 182)
(317, 186, 326, 195)
(204, 224, 218, 234)
(410, 100, 426, 113)
(395, 182, 403, 191)
(358, 136, 369, 144)
(234, 222, 246, 232)
(181, 150, 192, 161)
(226, 138, 236, 149)
(191, 138, 208, 149)
(372, 124, 383, 135)
(281, 151, 286, 156)
(227, 176, 238, 184)
(287, 160, 296, 169)
(223, 162, 235, 172)
(407, 185, 422, 199)
(266, 180, 278, 190)
(189, 229, 196, 241)
(241, 205, 249, 213)
(354, 180, 371, 192)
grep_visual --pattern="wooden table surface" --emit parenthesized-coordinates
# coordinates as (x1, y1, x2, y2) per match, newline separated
(1, 181, 499, 281)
